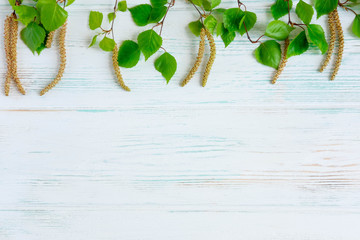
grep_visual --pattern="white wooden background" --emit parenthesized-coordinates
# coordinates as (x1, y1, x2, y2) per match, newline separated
(1, 0, 360, 239)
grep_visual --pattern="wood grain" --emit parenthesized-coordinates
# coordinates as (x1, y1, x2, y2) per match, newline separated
(0, 0, 360, 239)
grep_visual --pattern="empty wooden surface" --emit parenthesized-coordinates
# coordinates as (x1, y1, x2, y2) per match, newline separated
(1, 0, 360, 239)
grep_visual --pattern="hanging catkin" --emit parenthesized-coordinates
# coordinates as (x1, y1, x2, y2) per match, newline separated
(46, 0, 64, 48)
(320, 11, 336, 73)
(46, 31, 55, 48)
(181, 28, 206, 87)
(40, 21, 67, 96)
(112, 44, 130, 91)
(331, 9, 344, 81)
(4, 15, 12, 96)
(272, 38, 290, 84)
(9, 14, 26, 95)
(202, 29, 216, 87)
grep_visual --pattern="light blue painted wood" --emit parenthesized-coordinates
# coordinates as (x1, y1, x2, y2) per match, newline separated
(0, 0, 360, 239)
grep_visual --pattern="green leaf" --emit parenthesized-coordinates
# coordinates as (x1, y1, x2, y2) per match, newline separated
(295, 0, 314, 25)
(286, 31, 309, 58)
(154, 52, 177, 83)
(307, 24, 328, 54)
(137, 29, 163, 60)
(265, 20, 294, 40)
(66, 0, 75, 6)
(118, 1, 127, 12)
(117, 40, 141, 68)
(36, 0, 55, 7)
(89, 11, 103, 30)
(99, 36, 116, 52)
(204, 15, 217, 34)
(221, 25, 236, 47)
(314, 0, 337, 19)
(188, 20, 203, 36)
(36, 43, 46, 55)
(108, 12, 116, 22)
(37, 0, 68, 32)
(20, 22, 46, 53)
(150, 0, 168, 7)
(202, 0, 221, 11)
(213, 8, 226, 14)
(89, 34, 98, 47)
(238, 11, 257, 36)
(349, 0, 360, 8)
(191, 0, 203, 7)
(129, 4, 152, 26)
(13, 6, 39, 26)
(8, 0, 16, 7)
(149, 6, 167, 23)
(352, 15, 360, 38)
(216, 20, 224, 36)
(223, 8, 244, 32)
(254, 40, 282, 69)
(271, 0, 293, 20)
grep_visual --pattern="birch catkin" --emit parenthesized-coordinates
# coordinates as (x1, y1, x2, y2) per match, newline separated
(272, 38, 290, 84)
(46, 31, 55, 48)
(202, 29, 216, 87)
(4, 15, 12, 96)
(113, 44, 130, 91)
(320, 11, 336, 73)
(40, 21, 67, 96)
(9, 14, 26, 95)
(332, 9, 344, 81)
(181, 28, 206, 87)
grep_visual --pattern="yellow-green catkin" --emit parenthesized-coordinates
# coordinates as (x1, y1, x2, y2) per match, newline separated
(202, 29, 216, 87)
(9, 14, 26, 95)
(181, 28, 206, 87)
(320, 10, 336, 73)
(272, 38, 290, 84)
(331, 9, 344, 81)
(4, 15, 12, 96)
(113, 44, 130, 91)
(46, 31, 55, 48)
(40, 21, 67, 96)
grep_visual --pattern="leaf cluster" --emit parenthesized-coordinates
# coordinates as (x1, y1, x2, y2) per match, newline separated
(256, 0, 360, 70)
(87, 0, 360, 85)
(9, 0, 73, 54)
(255, 0, 328, 69)
(188, 0, 257, 47)
(89, 0, 177, 83)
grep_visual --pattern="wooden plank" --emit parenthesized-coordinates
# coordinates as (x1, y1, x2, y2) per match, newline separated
(0, 0, 359, 239)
